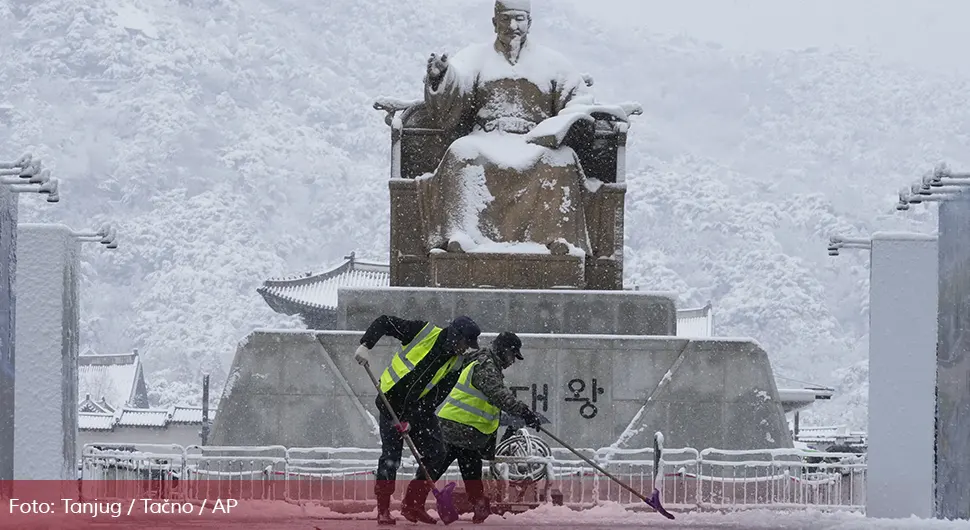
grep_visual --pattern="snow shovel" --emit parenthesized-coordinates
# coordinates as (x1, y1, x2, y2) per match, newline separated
(360, 362, 460, 525)
(537, 426, 675, 519)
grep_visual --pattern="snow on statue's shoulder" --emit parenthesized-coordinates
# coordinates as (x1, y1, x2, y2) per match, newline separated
(472, 40, 585, 87)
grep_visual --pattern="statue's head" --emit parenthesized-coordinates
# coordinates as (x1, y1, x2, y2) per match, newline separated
(492, 0, 531, 49)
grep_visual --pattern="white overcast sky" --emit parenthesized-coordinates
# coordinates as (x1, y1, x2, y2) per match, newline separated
(567, 0, 969, 76)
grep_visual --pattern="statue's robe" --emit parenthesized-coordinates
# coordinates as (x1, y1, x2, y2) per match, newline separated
(417, 39, 597, 255)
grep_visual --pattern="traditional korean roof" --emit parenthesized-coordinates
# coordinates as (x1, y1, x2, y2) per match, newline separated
(170, 406, 212, 424)
(116, 408, 170, 427)
(258, 252, 390, 315)
(78, 413, 115, 431)
(78, 394, 111, 414)
(98, 397, 116, 413)
(78, 350, 149, 411)
(78, 405, 217, 431)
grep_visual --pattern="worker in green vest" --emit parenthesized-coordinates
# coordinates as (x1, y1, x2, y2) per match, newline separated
(354, 314, 481, 526)
(400, 331, 544, 524)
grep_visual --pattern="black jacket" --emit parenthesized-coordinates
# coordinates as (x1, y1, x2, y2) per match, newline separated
(360, 315, 464, 415)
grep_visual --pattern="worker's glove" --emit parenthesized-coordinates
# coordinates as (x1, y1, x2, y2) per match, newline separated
(394, 421, 411, 435)
(354, 344, 372, 366)
(521, 409, 543, 432)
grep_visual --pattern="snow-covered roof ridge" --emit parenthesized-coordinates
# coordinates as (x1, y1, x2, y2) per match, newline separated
(263, 252, 389, 284)
(264, 258, 352, 285)
(78, 393, 112, 414)
(116, 407, 171, 428)
(170, 405, 216, 424)
(258, 252, 390, 312)
(78, 413, 115, 431)
(78, 404, 217, 431)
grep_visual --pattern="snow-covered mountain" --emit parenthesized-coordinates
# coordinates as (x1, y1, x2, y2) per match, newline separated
(2, 0, 968, 428)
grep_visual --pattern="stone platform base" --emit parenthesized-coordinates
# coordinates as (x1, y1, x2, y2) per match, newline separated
(429, 252, 584, 289)
(210, 330, 792, 452)
(335, 286, 678, 335)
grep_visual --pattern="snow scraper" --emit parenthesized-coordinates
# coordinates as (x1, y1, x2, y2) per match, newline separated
(537, 427, 675, 519)
(361, 362, 460, 525)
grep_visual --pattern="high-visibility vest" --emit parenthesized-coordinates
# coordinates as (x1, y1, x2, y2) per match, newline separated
(379, 323, 460, 399)
(436, 360, 500, 435)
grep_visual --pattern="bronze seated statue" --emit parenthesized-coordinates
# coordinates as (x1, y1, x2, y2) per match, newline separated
(373, 0, 641, 290)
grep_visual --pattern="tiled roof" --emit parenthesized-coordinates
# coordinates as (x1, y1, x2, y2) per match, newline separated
(78, 352, 142, 410)
(78, 413, 115, 431)
(78, 406, 217, 431)
(170, 406, 215, 424)
(78, 394, 111, 414)
(258, 253, 389, 313)
(116, 408, 169, 427)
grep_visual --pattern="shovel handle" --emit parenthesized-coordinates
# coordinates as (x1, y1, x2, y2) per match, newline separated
(361, 361, 437, 490)
(538, 426, 651, 504)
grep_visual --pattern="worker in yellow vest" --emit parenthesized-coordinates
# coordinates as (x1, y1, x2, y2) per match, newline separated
(400, 331, 543, 524)
(354, 314, 481, 526)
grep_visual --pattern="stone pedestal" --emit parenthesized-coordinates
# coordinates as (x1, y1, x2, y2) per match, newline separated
(211, 330, 791, 452)
(0, 187, 17, 486)
(336, 286, 678, 335)
(13, 224, 79, 480)
(936, 198, 970, 520)
(866, 233, 937, 519)
(214, 282, 790, 452)
(429, 252, 585, 289)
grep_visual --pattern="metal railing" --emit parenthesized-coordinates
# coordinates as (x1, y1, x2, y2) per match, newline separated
(78, 442, 866, 513)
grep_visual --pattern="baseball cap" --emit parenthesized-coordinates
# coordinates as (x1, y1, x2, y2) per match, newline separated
(450, 315, 481, 350)
(493, 331, 523, 360)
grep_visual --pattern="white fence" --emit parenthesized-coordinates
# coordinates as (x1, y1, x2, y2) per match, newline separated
(78, 443, 866, 514)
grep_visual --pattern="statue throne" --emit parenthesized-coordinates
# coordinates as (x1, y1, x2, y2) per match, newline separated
(374, 80, 640, 290)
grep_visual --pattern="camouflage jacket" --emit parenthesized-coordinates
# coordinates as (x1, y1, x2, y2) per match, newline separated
(439, 348, 532, 453)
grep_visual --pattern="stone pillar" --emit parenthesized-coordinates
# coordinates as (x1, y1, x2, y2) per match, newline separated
(0, 186, 17, 488)
(936, 197, 970, 520)
(867, 232, 937, 519)
(13, 224, 79, 480)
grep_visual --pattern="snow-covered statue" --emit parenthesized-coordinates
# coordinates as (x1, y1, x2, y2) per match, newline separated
(375, 0, 640, 289)
(415, 0, 629, 256)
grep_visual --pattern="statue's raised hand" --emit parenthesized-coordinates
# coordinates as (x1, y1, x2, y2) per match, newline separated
(426, 53, 449, 86)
